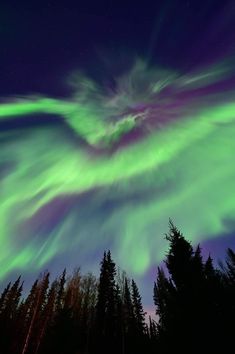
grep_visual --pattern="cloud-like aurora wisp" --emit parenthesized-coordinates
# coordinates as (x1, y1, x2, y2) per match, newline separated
(0, 59, 235, 279)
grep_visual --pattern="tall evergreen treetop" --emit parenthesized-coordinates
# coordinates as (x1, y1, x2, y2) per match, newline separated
(131, 279, 146, 334)
(165, 220, 194, 289)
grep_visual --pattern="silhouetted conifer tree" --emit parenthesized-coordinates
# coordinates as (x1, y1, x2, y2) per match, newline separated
(165, 220, 194, 290)
(0, 276, 23, 353)
(56, 268, 66, 311)
(0, 281, 11, 313)
(95, 250, 118, 353)
(80, 273, 97, 354)
(22, 272, 50, 354)
(131, 279, 146, 353)
(1, 223, 235, 354)
(155, 221, 211, 353)
(131, 279, 146, 334)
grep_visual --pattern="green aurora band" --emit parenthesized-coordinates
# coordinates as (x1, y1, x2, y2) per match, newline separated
(0, 60, 235, 279)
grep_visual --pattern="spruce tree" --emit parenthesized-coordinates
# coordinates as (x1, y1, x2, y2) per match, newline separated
(56, 269, 66, 311)
(155, 221, 206, 353)
(95, 250, 118, 353)
(0, 276, 23, 352)
(0, 282, 11, 313)
(131, 279, 146, 334)
(165, 220, 194, 290)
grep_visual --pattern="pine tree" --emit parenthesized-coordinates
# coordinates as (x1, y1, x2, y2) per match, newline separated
(123, 278, 135, 333)
(0, 276, 23, 353)
(148, 316, 158, 353)
(56, 268, 66, 311)
(155, 221, 206, 353)
(191, 244, 204, 283)
(165, 220, 194, 290)
(153, 265, 177, 353)
(0, 282, 11, 313)
(4, 276, 22, 319)
(204, 254, 215, 279)
(21, 272, 50, 354)
(219, 248, 235, 352)
(224, 248, 235, 283)
(35, 280, 57, 354)
(80, 273, 98, 354)
(131, 279, 146, 354)
(131, 279, 146, 334)
(95, 250, 118, 353)
(149, 316, 157, 340)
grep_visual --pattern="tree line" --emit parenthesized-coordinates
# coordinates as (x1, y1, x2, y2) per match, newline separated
(0, 221, 235, 353)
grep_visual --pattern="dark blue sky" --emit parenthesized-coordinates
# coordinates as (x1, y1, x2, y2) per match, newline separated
(1, 0, 234, 97)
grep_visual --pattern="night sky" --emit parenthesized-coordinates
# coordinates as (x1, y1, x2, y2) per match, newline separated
(1, 0, 235, 311)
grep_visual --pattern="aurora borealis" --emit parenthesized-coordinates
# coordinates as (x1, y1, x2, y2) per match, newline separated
(1, 0, 235, 306)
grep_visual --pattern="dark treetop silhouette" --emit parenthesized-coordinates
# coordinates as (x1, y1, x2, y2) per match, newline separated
(0, 222, 235, 354)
